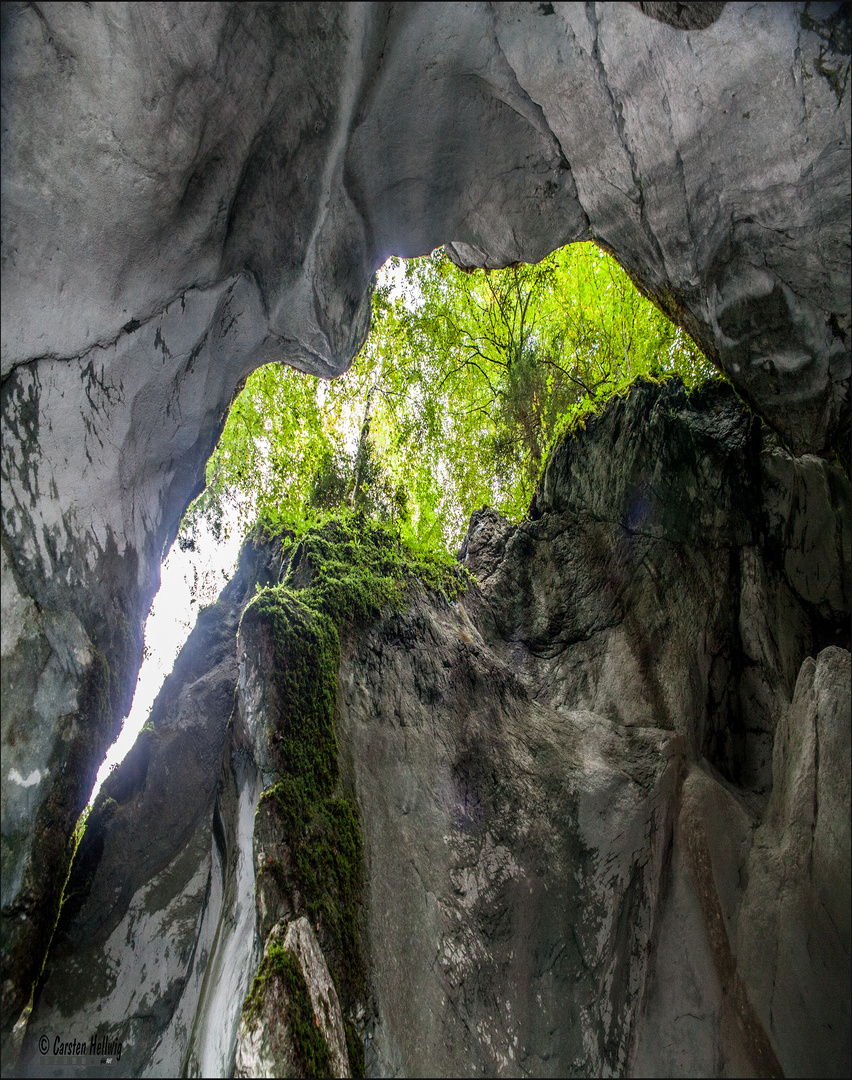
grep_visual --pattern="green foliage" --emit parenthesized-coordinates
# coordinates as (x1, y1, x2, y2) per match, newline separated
(180, 361, 339, 544)
(242, 936, 333, 1078)
(73, 805, 91, 847)
(308, 446, 351, 511)
(180, 241, 714, 554)
(360, 245, 713, 539)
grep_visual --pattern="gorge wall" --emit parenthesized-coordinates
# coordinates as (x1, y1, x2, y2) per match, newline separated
(1, 1, 851, 1074)
(14, 379, 851, 1077)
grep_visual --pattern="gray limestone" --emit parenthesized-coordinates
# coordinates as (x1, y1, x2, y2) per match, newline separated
(16, 539, 277, 1077)
(1, 0, 850, 1066)
(337, 598, 681, 1076)
(15, 380, 850, 1077)
(234, 918, 351, 1080)
(736, 647, 852, 1078)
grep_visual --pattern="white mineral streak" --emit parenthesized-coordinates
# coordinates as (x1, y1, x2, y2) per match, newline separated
(187, 759, 263, 1079)
(6, 771, 42, 789)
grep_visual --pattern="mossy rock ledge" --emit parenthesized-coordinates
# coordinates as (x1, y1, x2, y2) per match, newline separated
(234, 515, 465, 1076)
(235, 917, 350, 1079)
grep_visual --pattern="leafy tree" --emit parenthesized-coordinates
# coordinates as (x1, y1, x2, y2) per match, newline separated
(179, 242, 714, 554)
(367, 246, 712, 521)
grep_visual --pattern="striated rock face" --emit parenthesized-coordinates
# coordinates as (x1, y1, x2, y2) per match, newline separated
(10, 537, 274, 1077)
(338, 381, 850, 1076)
(736, 647, 851, 1078)
(235, 918, 351, 1080)
(632, 647, 851, 1078)
(2, 2, 849, 442)
(17, 380, 850, 1077)
(2, 1, 850, 1032)
(338, 595, 681, 1076)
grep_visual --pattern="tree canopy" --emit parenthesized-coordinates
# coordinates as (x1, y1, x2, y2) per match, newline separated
(180, 242, 714, 555)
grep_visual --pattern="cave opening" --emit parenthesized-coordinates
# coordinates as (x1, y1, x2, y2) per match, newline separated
(83, 239, 715, 810)
(3, 4, 849, 1074)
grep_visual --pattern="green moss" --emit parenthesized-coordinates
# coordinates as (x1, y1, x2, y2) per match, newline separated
(291, 794, 365, 1007)
(243, 937, 333, 1078)
(246, 592, 340, 795)
(241, 514, 466, 1039)
(345, 1019, 366, 1079)
(73, 804, 91, 846)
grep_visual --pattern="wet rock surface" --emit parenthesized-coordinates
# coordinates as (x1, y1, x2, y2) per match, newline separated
(14, 380, 850, 1077)
(2, 2, 850, 1031)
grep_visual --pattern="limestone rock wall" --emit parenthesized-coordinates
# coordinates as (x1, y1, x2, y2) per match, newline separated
(338, 381, 850, 1077)
(2, 0, 850, 1054)
(9, 538, 278, 1077)
(15, 380, 850, 1077)
(234, 918, 351, 1079)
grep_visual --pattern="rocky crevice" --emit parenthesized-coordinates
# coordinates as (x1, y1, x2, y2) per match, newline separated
(9, 378, 848, 1077)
